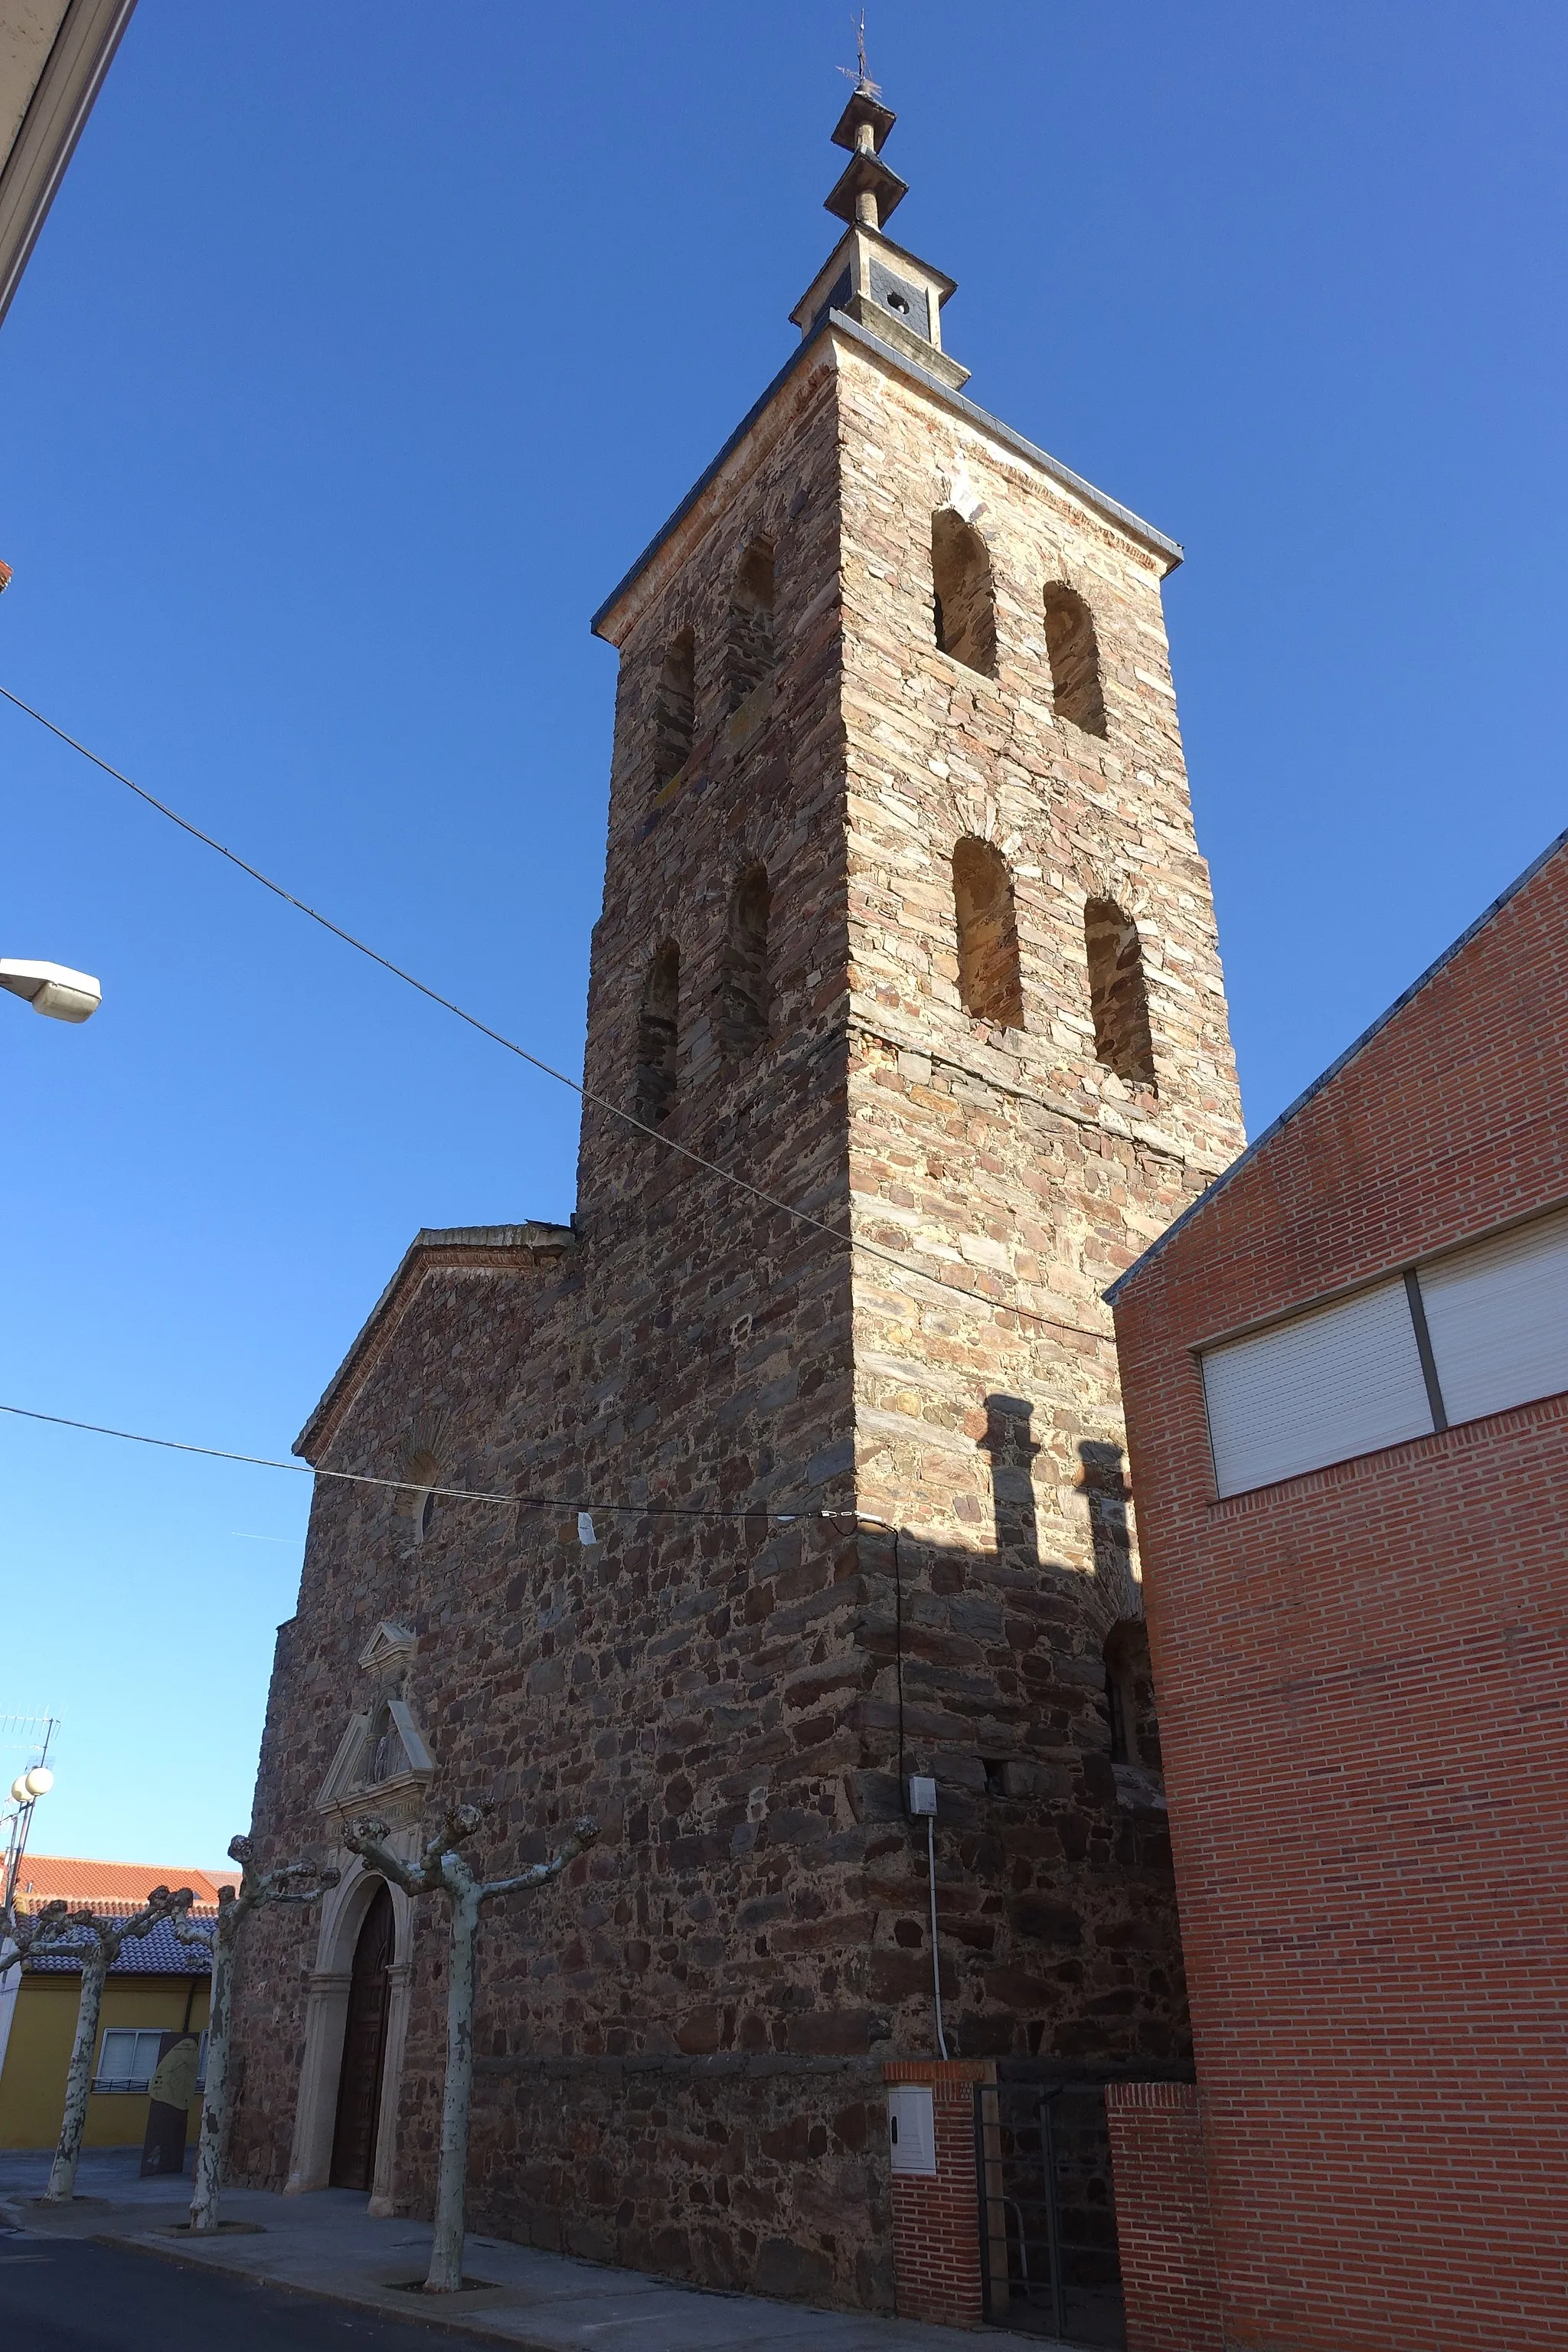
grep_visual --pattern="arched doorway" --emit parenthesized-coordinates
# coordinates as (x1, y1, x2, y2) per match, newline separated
(329, 1879, 394, 2190)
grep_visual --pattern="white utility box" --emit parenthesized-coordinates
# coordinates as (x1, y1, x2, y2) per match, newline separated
(887, 2083, 936, 2176)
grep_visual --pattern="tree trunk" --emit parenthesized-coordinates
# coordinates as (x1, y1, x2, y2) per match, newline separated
(188, 1924, 234, 2231)
(46, 1946, 107, 2201)
(424, 1888, 479, 2292)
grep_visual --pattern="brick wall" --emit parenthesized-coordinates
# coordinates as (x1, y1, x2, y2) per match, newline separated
(1109, 836, 1568, 2350)
(884, 2058, 991, 2327)
(1105, 2082, 1221, 2352)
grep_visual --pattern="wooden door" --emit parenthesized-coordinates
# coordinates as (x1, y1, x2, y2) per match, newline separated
(329, 1880, 394, 2190)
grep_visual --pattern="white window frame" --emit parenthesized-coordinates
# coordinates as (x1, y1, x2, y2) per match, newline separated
(93, 2025, 166, 2092)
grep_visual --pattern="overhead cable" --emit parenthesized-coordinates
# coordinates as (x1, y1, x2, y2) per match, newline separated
(0, 684, 1110, 1348)
(0, 1399, 838, 1524)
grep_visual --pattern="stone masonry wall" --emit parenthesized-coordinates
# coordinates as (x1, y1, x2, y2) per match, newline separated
(834, 338, 1242, 2069)
(230, 321, 1244, 2314)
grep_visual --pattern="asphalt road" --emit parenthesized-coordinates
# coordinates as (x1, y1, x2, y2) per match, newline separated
(0, 2227, 505, 2350)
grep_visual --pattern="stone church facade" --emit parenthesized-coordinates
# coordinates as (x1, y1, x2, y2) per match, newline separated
(230, 84, 1244, 2314)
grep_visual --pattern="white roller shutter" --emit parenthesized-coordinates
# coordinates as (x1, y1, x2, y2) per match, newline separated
(1201, 1279, 1435, 1499)
(1417, 1206, 1568, 1428)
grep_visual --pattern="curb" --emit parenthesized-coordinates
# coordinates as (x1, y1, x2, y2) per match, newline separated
(98, 2231, 567, 2346)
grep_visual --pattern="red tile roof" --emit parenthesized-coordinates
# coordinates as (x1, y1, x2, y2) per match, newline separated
(11, 1854, 241, 1919)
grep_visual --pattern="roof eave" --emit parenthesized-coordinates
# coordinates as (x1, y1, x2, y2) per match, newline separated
(295, 1222, 577, 1462)
(1104, 822, 1568, 1308)
(590, 312, 1183, 646)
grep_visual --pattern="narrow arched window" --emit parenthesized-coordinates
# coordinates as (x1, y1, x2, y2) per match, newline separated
(720, 862, 770, 1056)
(1103, 1619, 1161, 1773)
(1084, 899, 1155, 1089)
(931, 510, 997, 678)
(406, 1448, 439, 1545)
(952, 838, 1024, 1027)
(726, 539, 775, 711)
(653, 627, 694, 789)
(1043, 583, 1106, 736)
(634, 939, 680, 1125)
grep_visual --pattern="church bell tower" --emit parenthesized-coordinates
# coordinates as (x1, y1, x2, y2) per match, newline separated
(240, 74, 1245, 2324)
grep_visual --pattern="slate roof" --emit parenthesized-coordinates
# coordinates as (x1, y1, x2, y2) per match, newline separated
(21, 1916, 214, 1976)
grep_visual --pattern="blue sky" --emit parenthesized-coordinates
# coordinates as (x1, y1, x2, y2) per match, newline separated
(2, 2, 1563, 1867)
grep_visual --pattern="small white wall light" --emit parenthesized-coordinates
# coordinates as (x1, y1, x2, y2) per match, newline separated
(0, 958, 101, 1023)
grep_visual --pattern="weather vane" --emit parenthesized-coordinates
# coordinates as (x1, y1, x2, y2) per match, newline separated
(838, 10, 880, 97)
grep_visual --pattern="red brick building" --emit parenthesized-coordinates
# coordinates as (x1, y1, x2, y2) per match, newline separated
(1102, 827, 1568, 2352)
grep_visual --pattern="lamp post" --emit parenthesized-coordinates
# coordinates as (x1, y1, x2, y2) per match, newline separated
(0, 959, 100, 1023)
(3, 1753, 55, 1909)
(0, 1743, 55, 2085)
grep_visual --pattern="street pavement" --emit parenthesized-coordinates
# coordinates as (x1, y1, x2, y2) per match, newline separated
(0, 2225, 509, 2350)
(0, 2149, 1070, 2352)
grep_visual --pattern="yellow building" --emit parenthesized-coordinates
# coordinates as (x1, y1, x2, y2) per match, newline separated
(0, 1856, 234, 2151)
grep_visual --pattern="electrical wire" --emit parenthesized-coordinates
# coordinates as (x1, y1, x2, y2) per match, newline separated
(0, 1398, 858, 1525)
(926, 1811, 949, 2060)
(0, 684, 1112, 1350)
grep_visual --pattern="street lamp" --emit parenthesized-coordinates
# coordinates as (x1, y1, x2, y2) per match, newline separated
(2, 1734, 57, 1912)
(0, 958, 100, 1023)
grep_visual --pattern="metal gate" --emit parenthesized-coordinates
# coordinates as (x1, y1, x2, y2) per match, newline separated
(974, 2071, 1126, 2346)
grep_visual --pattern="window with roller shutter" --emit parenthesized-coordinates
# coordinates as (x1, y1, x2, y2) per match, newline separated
(1199, 1204, 1568, 1498)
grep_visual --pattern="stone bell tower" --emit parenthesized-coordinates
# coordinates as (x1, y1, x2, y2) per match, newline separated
(583, 65, 1243, 1834)
(234, 74, 1243, 2324)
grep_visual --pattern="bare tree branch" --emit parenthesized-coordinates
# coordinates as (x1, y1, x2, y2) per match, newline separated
(177, 1833, 339, 2234)
(44, 1888, 196, 2203)
(341, 1805, 599, 2292)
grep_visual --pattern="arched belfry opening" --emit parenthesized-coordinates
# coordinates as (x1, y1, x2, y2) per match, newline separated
(726, 540, 776, 710)
(635, 939, 680, 1125)
(1043, 583, 1107, 736)
(931, 509, 996, 677)
(720, 863, 770, 1056)
(653, 627, 695, 788)
(1084, 899, 1156, 1089)
(328, 1879, 394, 2190)
(952, 838, 1024, 1027)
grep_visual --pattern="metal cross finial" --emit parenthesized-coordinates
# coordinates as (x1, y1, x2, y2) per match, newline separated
(838, 10, 881, 97)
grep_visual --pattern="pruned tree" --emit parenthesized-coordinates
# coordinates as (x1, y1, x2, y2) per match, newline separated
(41, 1885, 195, 2203)
(173, 1833, 339, 2233)
(0, 1896, 92, 1976)
(344, 1802, 598, 2293)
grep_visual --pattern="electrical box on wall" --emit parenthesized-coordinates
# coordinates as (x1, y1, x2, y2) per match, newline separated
(907, 1775, 937, 1816)
(887, 2083, 937, 2175)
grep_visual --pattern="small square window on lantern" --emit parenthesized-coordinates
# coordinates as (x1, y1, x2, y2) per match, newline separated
(887, 2084, 937, 2175)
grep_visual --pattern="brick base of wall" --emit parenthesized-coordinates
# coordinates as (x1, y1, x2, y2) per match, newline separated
(1106, 2082, 1223, 2352)
(884, 2059, 994, 2328)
